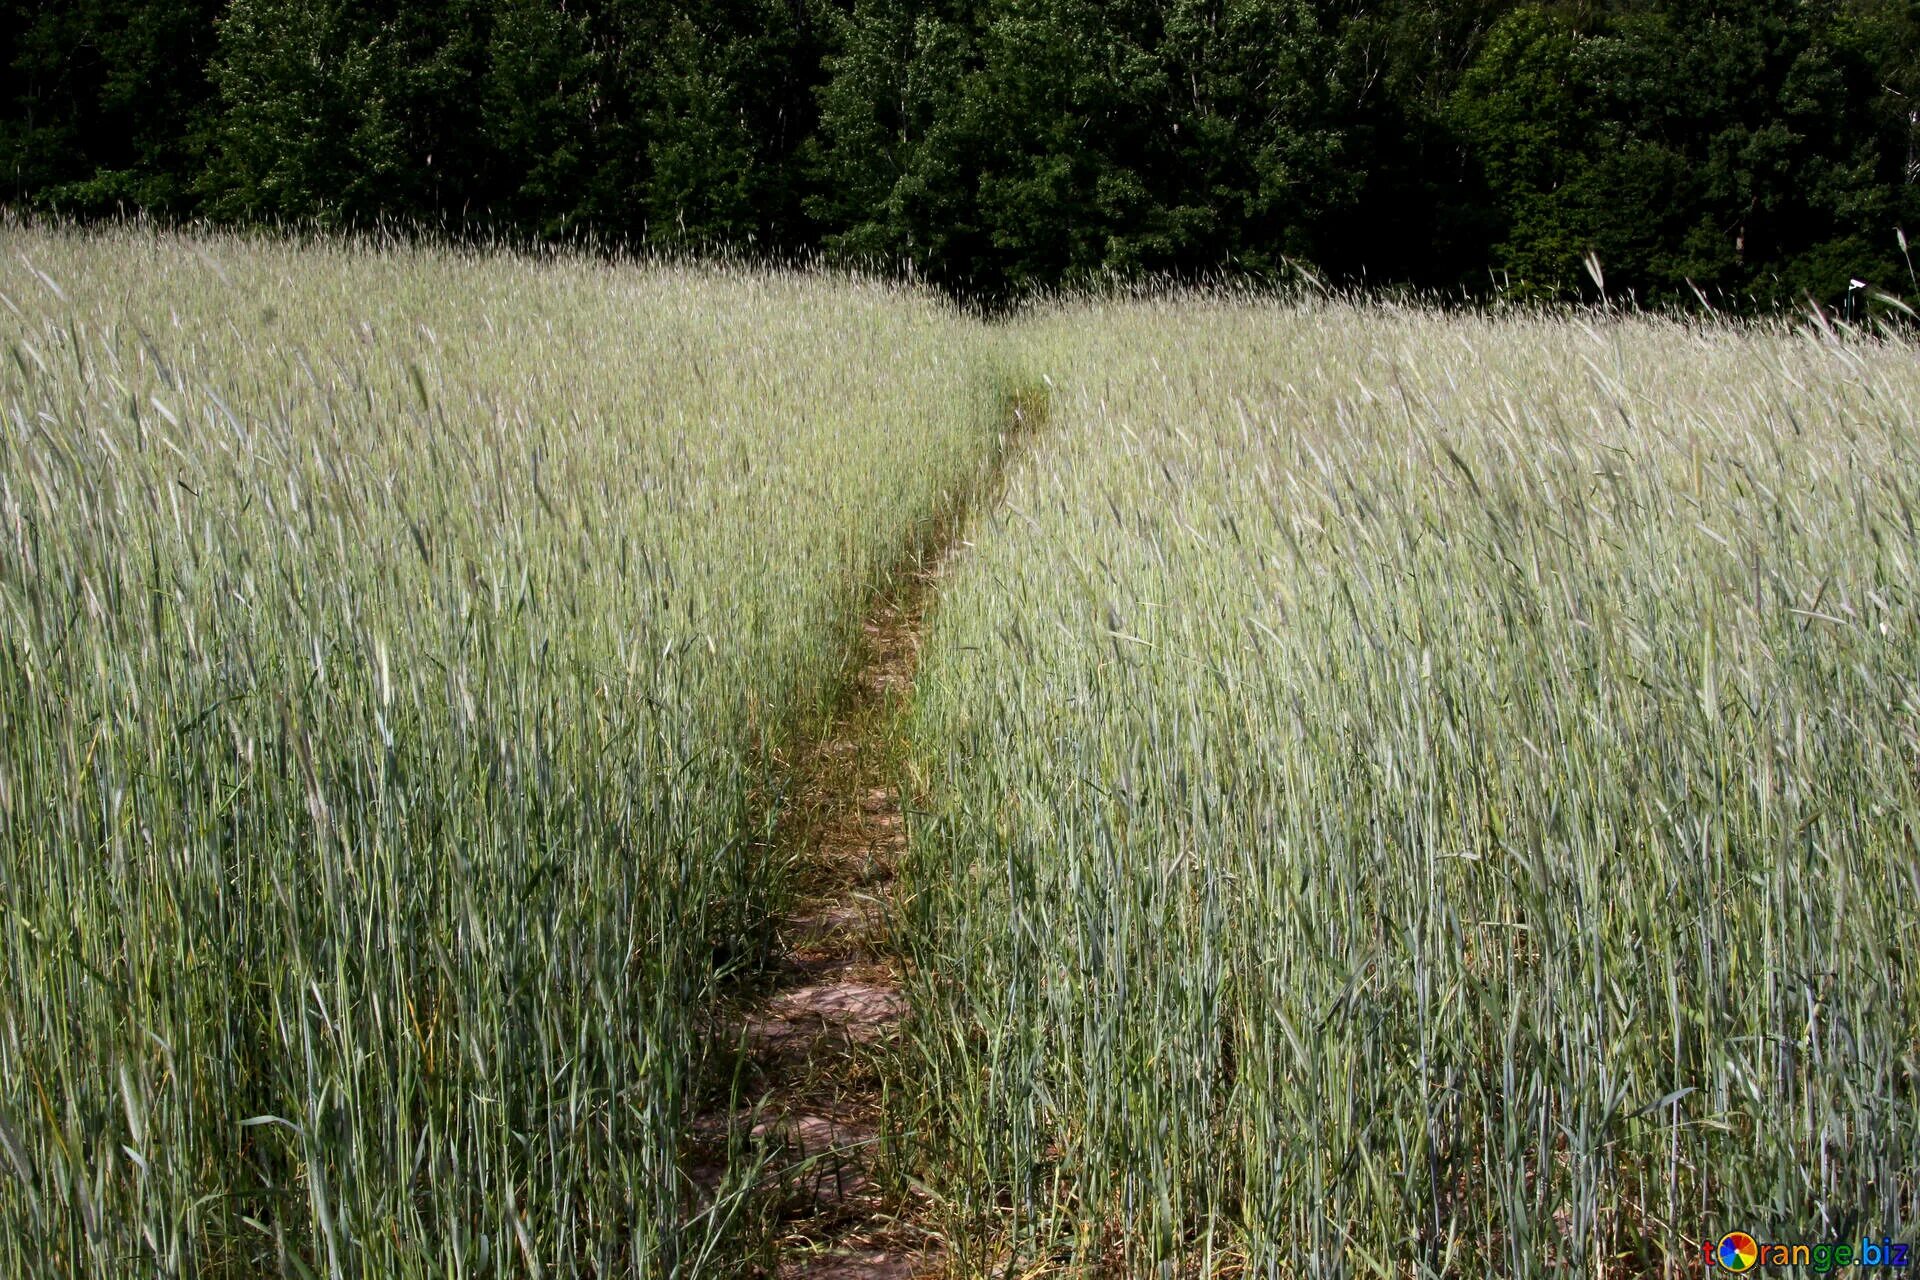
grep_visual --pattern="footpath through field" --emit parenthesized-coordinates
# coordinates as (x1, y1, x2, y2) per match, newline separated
(689, 390, 1041, 1278)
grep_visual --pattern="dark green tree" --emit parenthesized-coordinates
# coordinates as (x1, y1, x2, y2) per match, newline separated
(1326, 0, 1514, 289)
(1448, 6, 1594, 294)
(1451, 1, 1905, 305)
(480, 0, 605, 235)
(200, 0, 416, 225)
(640, 0, 827, 251)
(809, 0, 1354, 300)
(5, 0, 1917, 307)
(808, 0, 984, 280)
(1, 0, 223, 213)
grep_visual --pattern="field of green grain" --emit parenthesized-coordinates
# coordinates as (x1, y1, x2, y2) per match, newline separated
(0, 225, 1001, 1275)
(4, 226, 1918, 1279)
(905, 299, 1920, 1274)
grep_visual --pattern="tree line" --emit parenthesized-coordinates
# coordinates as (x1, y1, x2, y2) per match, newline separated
(6, 0, 1920, 309)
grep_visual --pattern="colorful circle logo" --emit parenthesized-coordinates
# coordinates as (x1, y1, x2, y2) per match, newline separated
(1715, 1232, 1760, 1272)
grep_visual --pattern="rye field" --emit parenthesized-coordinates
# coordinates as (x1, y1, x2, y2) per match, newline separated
(0, 225, 1002, 1274)
(908, 302, 1920, 1273)
(2, 225, 1917, 1277)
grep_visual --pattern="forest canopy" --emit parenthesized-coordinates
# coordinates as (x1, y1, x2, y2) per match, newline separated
(6, 0, 1919, 308)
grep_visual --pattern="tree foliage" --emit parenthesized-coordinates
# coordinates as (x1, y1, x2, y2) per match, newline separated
(5, 0, 1919, 305)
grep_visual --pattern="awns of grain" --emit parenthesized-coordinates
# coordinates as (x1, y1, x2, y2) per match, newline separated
(0, 224, 1003, 1277)
(6, 224, 1919, 1280)
(903, 298, 1920, 1276)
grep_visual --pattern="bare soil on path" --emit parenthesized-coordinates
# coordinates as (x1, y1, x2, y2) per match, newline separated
(690, 393, 1039, 1278)
(743, 575, 938, 1279)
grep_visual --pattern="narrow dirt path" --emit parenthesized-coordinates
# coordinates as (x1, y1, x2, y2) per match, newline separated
(741, 563, 939, 1279)
(693, 391, 1040, 1278)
